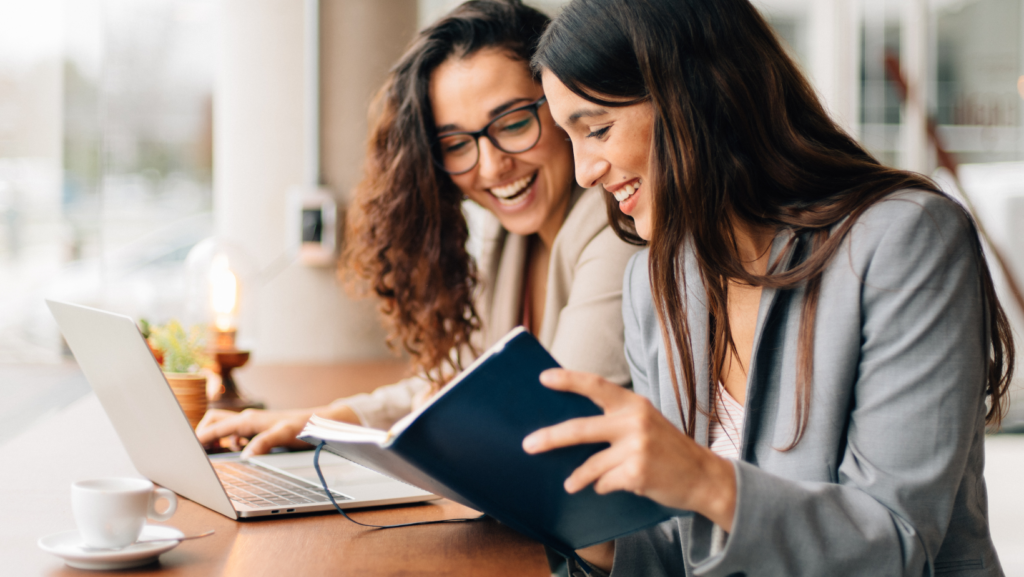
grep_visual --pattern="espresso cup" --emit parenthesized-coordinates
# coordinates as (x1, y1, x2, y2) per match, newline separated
(71, 478, 178, 549)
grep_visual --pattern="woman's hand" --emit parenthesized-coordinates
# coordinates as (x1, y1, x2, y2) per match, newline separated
(196, 408, 316, 458)
(523, 369, 738, 530)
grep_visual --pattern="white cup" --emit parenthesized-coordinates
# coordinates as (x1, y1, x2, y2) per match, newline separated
(71, 478, 178, 549)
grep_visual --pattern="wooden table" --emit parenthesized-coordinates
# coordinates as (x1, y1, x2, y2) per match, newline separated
(0, 362, 551, 576)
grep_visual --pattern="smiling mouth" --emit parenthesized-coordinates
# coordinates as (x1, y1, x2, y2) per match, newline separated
(612, 178, 642, 203)
(489, 172, 538, 205)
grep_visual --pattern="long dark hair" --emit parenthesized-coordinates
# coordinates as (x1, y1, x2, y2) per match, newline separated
(535, 0, 1014, 443)
(345, 0, 550, 381)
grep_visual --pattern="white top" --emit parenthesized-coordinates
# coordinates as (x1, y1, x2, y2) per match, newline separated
(708, 382, 745, 460)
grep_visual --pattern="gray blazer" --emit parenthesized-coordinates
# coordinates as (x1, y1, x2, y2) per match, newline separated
(610, 191, 1003, 576)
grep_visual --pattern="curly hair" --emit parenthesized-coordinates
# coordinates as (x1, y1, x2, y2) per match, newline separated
(344, 0, 551, 382)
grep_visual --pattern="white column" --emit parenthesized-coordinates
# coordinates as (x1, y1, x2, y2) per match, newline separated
(809, 0, 862, 137)
(900, 0, 930, 173)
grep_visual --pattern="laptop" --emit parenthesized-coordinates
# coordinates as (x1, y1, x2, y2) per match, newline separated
(47, 299, 435, 519)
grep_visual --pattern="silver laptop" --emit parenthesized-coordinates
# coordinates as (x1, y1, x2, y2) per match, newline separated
(47, 299, 435, 519)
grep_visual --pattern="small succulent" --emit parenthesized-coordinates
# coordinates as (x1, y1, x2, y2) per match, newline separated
(149, 320, 210, 374)
(138, 318, 153, 339)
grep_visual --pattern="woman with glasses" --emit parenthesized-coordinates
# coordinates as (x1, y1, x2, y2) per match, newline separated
(196, 0, 639, 464)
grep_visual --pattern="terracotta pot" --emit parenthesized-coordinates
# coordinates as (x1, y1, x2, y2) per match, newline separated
(163, 372, 209, 430)
(146, 339, 164, 366)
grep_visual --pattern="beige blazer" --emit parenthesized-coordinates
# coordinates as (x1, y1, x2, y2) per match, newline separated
(345, 187, 640, 429)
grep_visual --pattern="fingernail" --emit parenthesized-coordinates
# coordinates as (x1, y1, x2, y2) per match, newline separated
(539, 369, 557, 384)
(522, 435, 537, 453)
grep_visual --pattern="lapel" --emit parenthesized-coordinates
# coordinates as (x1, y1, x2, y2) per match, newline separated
(536, 187, 586, 348)
(681, 242, 712, 447)
(487, 186, 587, 350)
(738, 229, 800, 460)
(486, 232, 529, 347)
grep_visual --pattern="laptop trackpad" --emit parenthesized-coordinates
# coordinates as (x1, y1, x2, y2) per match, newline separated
(250, 450, 407, 492)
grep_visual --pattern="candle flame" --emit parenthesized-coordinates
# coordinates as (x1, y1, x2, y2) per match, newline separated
(209, 254, 238, 331)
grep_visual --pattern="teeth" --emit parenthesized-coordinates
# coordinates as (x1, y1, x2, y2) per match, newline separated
(490, 174, 534, 200)
(496, 194, 526, 206)
(613, 179, 642, 202)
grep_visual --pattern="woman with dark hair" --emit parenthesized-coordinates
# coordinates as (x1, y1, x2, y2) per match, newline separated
(523, 0, 1013, 575)
(197, 0, 638, 461)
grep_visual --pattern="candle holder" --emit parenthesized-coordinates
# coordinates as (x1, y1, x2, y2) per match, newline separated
(185, 237, 262, 412)
(207, 321, 260, 411)
(209, 347, 260, 411)
(206, 315, 260, 409)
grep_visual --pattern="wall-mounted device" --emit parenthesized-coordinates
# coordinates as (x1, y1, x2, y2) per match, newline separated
(289, 185, 338, 267)
(287, 0, 339, 268)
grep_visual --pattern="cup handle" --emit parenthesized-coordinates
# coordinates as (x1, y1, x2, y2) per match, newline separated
(148, 487, 178, 521)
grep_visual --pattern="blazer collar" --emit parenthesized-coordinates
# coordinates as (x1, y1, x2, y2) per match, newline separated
(485, 186, 589, 348)
(739, 228, 800, 457)
(487, 233, 527, 345)
(677, 241, 710, 446)
(686, 228, 800, 449)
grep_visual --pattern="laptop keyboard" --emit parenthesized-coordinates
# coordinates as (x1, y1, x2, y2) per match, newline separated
(214, 461, 351, 509)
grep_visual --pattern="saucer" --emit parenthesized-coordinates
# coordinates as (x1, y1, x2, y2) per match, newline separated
(38, 524, 184, 570)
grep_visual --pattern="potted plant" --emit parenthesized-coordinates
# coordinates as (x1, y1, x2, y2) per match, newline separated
(138, 319, 164, 366)
(147, 320, 211, 429)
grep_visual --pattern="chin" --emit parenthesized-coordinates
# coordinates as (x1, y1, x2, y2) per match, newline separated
(500, 215, 544, 237)
(635, 222, 652, 241)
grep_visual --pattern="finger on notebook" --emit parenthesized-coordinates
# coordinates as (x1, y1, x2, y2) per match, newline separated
(591, 460, 647, 498)
(522, 413, 613, 455)
(538, 369, 626, 409)
(563, 444, 623, 494)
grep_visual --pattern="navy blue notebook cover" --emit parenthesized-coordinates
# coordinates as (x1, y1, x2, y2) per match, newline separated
(298, 327, 682, 557)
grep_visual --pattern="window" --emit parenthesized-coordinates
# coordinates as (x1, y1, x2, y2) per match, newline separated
(0, 0, 217, 362)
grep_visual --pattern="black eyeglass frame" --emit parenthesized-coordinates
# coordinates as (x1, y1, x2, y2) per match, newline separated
(433, 96, 548, 176)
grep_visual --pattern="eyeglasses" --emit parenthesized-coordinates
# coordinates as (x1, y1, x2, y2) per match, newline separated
(434, 96, 547, 175)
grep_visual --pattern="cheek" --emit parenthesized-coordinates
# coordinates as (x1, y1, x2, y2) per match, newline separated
(534, 127, 572, 161)
(519, 134, 573, 180)
(449, 174, 476, 199)
(620, 141, 650, 174)
(538, 133, 574, 177)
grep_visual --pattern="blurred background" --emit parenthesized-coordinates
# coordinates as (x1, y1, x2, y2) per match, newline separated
(1, 0, 1023, 565)
(2, 0, 1021, 354)
(9, 0, 1022, 408)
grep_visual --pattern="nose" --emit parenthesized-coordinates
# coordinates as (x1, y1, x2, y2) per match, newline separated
(572, 143, 609, 189)
(476, 137, 513, 181)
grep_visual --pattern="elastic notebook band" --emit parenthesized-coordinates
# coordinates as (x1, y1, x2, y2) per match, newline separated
(574, 554, 594, 575)
(313, 441, 486, 529)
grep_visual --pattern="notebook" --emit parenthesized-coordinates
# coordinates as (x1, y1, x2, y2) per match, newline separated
(299, 327, 683, 560)
(46, 299, 434, 519)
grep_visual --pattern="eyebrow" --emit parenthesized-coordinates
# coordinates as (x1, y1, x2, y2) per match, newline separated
(435, 97, 535, 134)
(567, 107, 608, 126)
